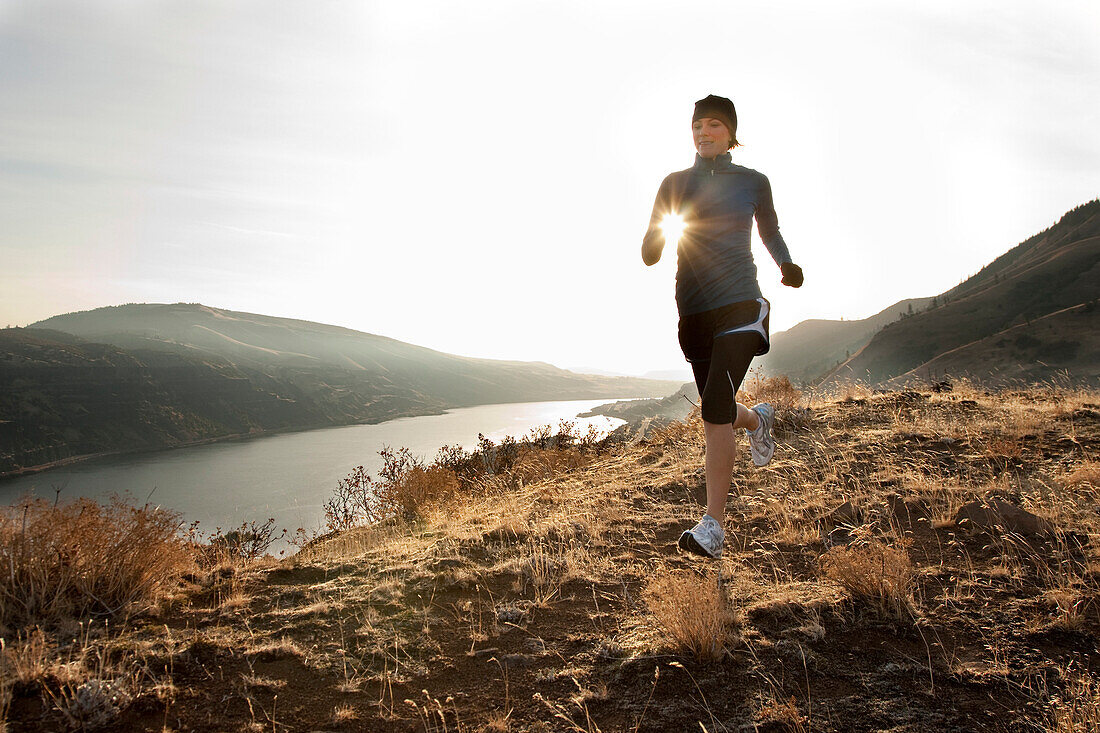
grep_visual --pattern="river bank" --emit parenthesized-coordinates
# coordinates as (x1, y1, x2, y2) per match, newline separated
(0, 405, 451, 480)
(0, 399, 633, 556)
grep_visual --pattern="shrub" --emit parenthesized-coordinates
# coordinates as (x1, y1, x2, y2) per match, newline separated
(323, 465, 375, 532)
(820, 542, 915, 621)
(0, 496, 191, 631)
(385, 465, 459, 519)
(478, 434, 519, 474)
(643, 568, 738, 661)
(512, 447, 591, 483)
(208, 518, 285, 563)
(323, 448, 460, 531)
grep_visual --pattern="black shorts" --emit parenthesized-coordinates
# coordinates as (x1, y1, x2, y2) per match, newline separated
(678, 298, 770, 425)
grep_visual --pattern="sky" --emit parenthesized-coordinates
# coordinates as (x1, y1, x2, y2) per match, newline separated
(1, 1, 1098, 376)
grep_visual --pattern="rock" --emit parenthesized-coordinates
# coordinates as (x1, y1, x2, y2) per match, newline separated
(824, 500, 863, 526)
(886, 494, 931, 526)
(495, 603, 529, 626)
(953, 497, 1052, 535)
(825, 526, 851, 547)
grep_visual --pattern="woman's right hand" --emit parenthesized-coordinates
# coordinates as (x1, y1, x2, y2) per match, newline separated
(780, 262, 804, 288)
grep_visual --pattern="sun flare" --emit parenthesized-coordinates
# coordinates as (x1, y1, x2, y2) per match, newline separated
(659, 213, 686, 245)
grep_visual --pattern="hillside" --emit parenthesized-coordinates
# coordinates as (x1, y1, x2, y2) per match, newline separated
(826, 200, 1100, 387)
(579, 382, 700, 436)
(0, 327, 335, 475)
(757, 297, 933, 384)
(4, 383, 1099, 730)
(31, 303, 677, 407)
(885, 302, 1100, 387)
(0, 305, 677, 475)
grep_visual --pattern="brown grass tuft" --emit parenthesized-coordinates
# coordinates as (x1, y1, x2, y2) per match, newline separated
(1048, 670, 1100, 732)
(1, 627, 52, 686)
(820, 542, 916, 620)
(642, 568, 738, 661)
(755, 693, 809, 732)
(1062, 460, 1100, 490)
(0, 496, 192, 631)
(742, 372, 803, 414)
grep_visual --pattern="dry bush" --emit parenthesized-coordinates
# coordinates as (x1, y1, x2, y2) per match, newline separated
(11, 622, 147, 731)
(646, 411, 701, 449)
(0, 496, 192, 631)
(742, 373, 803, 414)
(389, 465, 460, 518)
(207, 518, 285, 564)
(512, 447, 591, 484)
(324, 449, 460, 531)
(1, 627, 52, 686)
(51, 674, 135, 731)
(642, 568, 738, 661)
(834, 380, 874, 402)
(820, 542, 916, 621)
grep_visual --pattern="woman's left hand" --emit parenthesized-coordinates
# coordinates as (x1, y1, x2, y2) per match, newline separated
(781, 262, 804, 288)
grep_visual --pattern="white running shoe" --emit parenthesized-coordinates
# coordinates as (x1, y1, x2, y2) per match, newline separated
(677, 514, 724, 559)
(747, 402, 776, 467)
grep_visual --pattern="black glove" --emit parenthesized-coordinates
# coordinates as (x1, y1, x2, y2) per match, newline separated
(781, 262, 804, 288)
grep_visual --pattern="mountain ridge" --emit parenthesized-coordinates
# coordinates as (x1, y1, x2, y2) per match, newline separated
(2, 305, 679, 476)
(757, 297, 934, 384)
(823, 199, 1100, 387)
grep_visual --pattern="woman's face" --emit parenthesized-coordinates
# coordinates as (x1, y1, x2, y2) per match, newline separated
(692, 117, 731, 158)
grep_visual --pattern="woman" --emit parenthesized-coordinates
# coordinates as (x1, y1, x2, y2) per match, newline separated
(641, 94, 804, 559)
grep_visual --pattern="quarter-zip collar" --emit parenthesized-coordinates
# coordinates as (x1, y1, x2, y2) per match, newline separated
(693, 152, 734, 174)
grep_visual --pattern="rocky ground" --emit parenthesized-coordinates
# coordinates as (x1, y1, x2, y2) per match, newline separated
(4, 381, 1100, 732)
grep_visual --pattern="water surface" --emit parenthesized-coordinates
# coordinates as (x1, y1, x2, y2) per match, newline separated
(0, 399, 631, 553)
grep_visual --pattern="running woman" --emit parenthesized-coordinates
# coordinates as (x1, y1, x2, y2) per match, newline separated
(641, 94, 804, 559)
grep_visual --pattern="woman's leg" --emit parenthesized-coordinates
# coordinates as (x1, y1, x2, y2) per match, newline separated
(700, 332, 763, 522)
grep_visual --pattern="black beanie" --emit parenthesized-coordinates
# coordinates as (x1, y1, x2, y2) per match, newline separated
(692, 94, 738, 147)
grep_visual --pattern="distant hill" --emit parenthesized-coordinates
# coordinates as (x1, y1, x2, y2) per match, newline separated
(756, 297, 933, 384)
(884, 302, 1098, 387)
(567, 366, 627, 377)
(0, 305, 678, 475)
(824, 199, 1100, 387)
(641, 368, 694, 382)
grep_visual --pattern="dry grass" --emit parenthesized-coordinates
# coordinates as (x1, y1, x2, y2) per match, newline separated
(755, 693, 809, 733)
(0, 496, 192, 632)
(642, 568, 739, 661)
(0, 627, 52, 686)
(1062, 460, 1100, 490)
(743, 371, 802, 405)
(820, 541, 917, 620)
(1047, 671, 1100, 732)
(5, 386, 1100, 731)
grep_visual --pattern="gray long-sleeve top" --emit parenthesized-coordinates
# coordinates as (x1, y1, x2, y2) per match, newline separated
(642, 152, 793, 316)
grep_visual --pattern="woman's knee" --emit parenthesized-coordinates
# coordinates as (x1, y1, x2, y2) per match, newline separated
(700, 387, 735, 424)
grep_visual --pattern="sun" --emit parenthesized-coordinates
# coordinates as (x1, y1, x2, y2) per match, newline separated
(659, 213, 686, 245)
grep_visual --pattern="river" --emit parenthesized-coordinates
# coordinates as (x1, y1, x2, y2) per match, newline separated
(0, 399, 632, 555)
